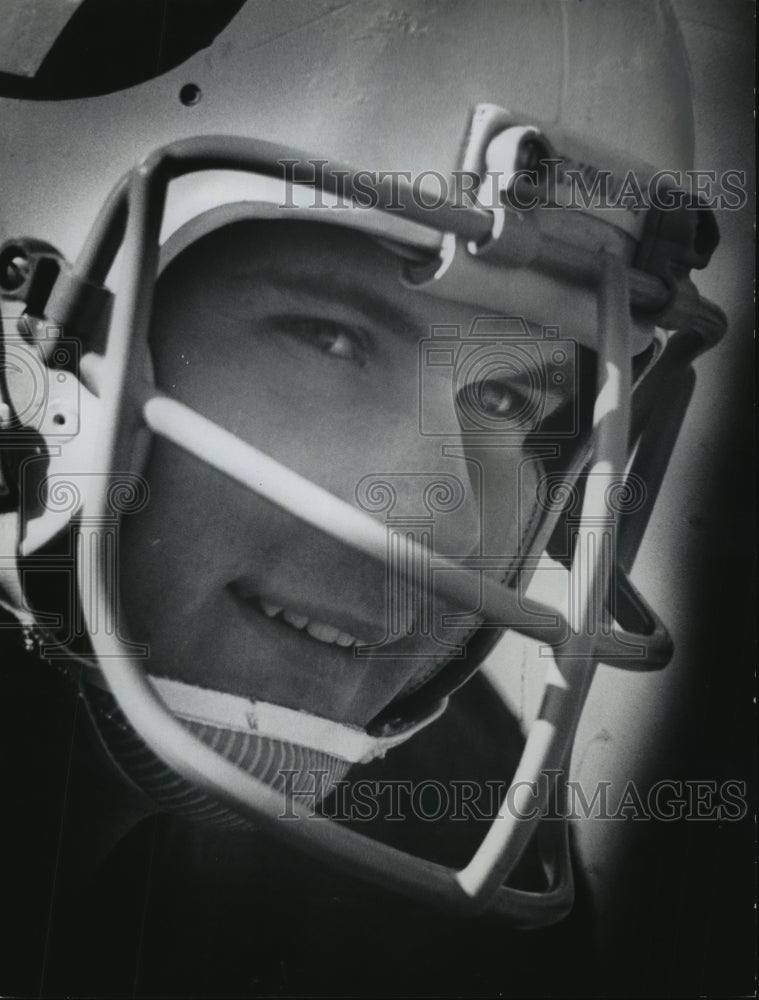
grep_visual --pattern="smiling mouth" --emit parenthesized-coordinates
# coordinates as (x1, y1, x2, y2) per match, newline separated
(228, 582, 369, 648)
(258, 599, 366, 647)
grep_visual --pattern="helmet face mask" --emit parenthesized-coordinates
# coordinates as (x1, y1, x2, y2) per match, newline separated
(0, 0, 733, 932)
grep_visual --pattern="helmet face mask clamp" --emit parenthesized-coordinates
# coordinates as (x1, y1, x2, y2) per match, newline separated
(0, 1, 730, 932)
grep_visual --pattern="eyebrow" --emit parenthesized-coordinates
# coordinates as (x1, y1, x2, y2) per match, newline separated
(234, 267, 425, 342)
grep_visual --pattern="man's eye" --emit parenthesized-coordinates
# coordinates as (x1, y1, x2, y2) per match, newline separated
(464, 378, 528, 419)
(275, 317, 367, 367)
(477, 379, 520, 417)
(316, 325, 360, 362)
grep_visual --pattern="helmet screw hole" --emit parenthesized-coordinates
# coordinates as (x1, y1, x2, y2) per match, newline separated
(52, 413, 66, 426)
(179, 83, 202, 107)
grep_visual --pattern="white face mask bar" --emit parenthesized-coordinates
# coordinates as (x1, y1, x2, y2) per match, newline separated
(0, 133, 726, 927)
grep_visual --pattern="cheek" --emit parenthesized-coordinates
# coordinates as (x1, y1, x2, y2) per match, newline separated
(118, 444, 242, 632)
(154, 348, 428, 495)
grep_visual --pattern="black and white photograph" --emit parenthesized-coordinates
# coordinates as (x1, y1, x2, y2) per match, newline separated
(0, 1, 754, 996)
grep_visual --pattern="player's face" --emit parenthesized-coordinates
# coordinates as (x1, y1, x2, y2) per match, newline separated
(119, 221, 571, 725)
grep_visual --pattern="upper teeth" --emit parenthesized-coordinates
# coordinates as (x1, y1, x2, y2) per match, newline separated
(259, 599, 363, 648)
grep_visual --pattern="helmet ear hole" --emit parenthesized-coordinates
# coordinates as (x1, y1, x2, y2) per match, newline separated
(0, 246, 30, 294)
(0, 239, 63, 305)
(516, 135, 552, 173)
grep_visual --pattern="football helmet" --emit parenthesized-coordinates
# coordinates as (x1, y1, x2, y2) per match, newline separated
(0, 0, 726, 927)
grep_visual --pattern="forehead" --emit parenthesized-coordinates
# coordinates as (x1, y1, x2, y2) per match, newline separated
(154, 218, 479, 334)
(161, 219, 402, 291)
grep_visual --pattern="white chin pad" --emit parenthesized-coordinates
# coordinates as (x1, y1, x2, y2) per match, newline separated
(148, 675, 447, 765)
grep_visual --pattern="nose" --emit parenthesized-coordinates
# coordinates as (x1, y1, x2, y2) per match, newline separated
(355, 461, 480, 554)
